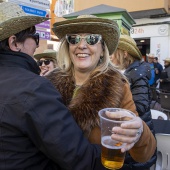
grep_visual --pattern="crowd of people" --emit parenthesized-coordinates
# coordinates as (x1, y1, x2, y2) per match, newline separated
(1, 1, 167, 170)
(146, 53, 170, 93)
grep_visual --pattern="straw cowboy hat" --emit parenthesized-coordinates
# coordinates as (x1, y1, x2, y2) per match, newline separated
(34, 49, 57, 61)
(146, 53, 155, 59)
(52, 15, 120, 55)
(118, 34, 142, 59)
(163, 57, 170, 63)
(0, 2, 49, 41)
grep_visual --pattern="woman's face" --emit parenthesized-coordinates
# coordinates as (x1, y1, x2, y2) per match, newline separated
(68, 33, 104, 73)
(39, 57, 55, 75)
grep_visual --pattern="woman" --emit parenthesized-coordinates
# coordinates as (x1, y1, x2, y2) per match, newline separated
(47, 15, 156, 164)
(0, 2, 114, 170)
(110, 34, 156, 170)
(34, 49, 58, 76)
(159, 57, 170, 92)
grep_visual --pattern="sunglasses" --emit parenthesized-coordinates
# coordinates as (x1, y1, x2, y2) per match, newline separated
(66, 34, 102, 46)
(37, 59, 52, 66)
(28, 33, 39, 46)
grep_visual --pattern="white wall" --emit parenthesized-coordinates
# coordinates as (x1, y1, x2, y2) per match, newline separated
(150, 36, 169, 65)
(131, 24, 170, 65)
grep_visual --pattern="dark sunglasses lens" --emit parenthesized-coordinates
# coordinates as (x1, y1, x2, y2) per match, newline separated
(37, 60, 42, 66)
(67, 35, 80, 44)
(44, 60, 50, 65)
(34, 33, 39, 45)
(37, 60, 51, 66)
(29, 33, 39, 45)
(86, 35, 100, 45)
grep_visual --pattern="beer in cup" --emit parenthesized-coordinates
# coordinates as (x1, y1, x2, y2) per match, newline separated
(98, 108, 136, 169)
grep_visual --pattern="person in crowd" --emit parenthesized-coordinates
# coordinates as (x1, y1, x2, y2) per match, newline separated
(0, 2, 116, 170)
(153, 57, 163, 85)
(110, 34, 156, 170)
(159, 57, 170, 92)
(147, 53, 156, 87)
(34, 49, 58, 76)
(46, 15, 156, 168)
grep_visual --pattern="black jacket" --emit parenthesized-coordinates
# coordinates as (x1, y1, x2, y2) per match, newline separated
(160, 65, 170, 92)
(0, 51, 105, 170)
(154, 62, 163, 83)
(122, 61, 157, 170)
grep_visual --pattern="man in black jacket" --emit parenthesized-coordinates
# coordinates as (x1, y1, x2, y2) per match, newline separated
(153, 57, 163, 86)
(0, 2, 104, 170)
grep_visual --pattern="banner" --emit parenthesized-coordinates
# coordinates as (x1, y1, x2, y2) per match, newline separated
(53, 0, 74, 17)
(8, 0, 50, 9)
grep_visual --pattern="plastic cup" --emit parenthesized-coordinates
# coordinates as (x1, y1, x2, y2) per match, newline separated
(98, 108, 136, 169)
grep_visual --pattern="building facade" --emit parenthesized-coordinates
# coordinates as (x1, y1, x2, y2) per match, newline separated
(51, 0, 170, 63)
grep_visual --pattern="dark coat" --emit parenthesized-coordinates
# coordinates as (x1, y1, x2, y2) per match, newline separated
(122, 60, 157, 170)
(160, 65, 170, 92)
(0, 51, 105, 170)
(154, 62, 163, 83)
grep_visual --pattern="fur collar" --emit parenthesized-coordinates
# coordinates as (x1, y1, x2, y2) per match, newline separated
(47, 69, 126, 137)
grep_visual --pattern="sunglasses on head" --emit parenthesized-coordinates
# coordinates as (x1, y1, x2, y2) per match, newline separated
(37, 59, 52, 66)
(28, 33, 39, 46)
(66, 34, 102, 46)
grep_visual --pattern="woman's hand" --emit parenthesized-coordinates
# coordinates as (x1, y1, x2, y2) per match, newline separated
(40, 70, 50, 76)
(106, 112, 143, 153)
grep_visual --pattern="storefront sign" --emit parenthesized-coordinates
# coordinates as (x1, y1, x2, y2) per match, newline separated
(8, 0, 50, 9)
(20, 5, 47, 17)
(19, 0, 50, 9)
(36, 29, 51, 40)
(130, 24, 169, 38)
(36, 20, 50, 29)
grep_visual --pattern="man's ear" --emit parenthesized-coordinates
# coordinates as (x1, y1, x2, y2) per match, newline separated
(8, 36, 21, 52)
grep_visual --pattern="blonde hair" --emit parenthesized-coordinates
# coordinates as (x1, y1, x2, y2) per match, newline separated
(113, 48, 136, 70)
(57, 39, 120, 77)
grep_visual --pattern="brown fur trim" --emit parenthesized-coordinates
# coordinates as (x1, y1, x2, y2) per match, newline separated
(47, 69, 126, 137)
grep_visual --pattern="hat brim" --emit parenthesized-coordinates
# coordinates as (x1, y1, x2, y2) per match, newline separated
(163, 59, 170, 62)
(118, 41, 142, 59)
(34, 52, 57, 60)
(0, 16, 49, 41)
(52, 18, 120, 55)
(148, 56, 155, 59)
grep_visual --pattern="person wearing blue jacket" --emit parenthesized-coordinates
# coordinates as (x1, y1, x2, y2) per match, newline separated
(147, 54, 156, 86)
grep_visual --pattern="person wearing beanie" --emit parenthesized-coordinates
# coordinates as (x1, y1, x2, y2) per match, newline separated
(110, 34, 156, 170)
(34, 49, 58, 76)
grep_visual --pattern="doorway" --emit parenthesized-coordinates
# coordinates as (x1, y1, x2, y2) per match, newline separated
(135, 38, 150, 61)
